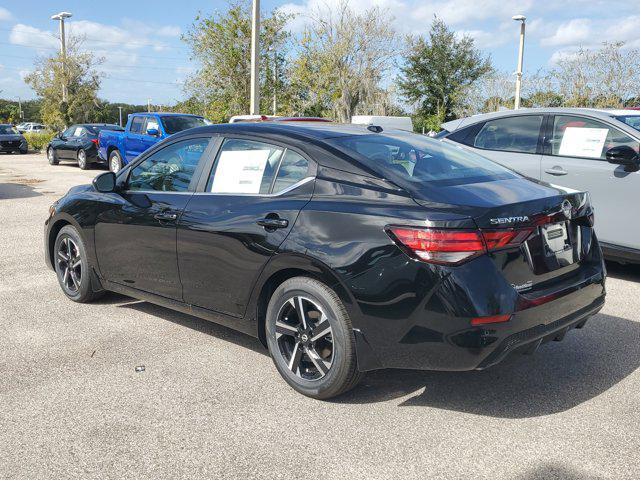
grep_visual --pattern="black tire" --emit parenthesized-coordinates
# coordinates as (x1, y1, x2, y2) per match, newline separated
(53, 225, 103, 303)
(47, 147, 59, 165)
(77, 149, 89, 169)
(108, 150, 122, 173)
(266, 277, 364, 400)
(20, 148, 28, 154)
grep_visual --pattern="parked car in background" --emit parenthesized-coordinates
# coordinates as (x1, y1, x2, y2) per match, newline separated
(351, 115, 414, 132)
(440, 108, 640, 264)
(98, 113, 210, 173)
(17, 122, 46, 133)
(229, 115, 332, 123)
(47, 124, 123, 170)
(45, 122, 605, 399)
(0, 124, 28, 154)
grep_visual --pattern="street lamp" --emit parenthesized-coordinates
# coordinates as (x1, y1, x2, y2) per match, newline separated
(51, 11, 72, 103)
(249, 0, 260, 115)
(268, 45, 277, 116)
(512, 14, 526, 110)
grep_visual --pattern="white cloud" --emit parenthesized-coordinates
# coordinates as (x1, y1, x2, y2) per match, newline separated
(10, 24, 59, 51)
(0, 7, 12, 21)
(541, 18, 592, 47)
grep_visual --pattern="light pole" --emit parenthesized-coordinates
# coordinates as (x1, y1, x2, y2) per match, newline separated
(51, 11, 72, 103)
(249, 0, 260, 115)
(512, 14, 526, 110)
(118, 106, 123, 127)
(269, 45, 277, 116)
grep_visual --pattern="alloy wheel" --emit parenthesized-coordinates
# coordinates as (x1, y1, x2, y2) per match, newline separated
(78, 150, 86, 167)
(275, 296, 334, 380)
(48, 148, 53, 162)
(110, 157, 120, 173)
(56, 237, 82, 293)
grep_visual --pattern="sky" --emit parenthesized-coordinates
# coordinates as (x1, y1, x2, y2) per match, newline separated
(1, 0, 639, 105)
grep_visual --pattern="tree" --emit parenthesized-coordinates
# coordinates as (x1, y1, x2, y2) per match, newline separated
(399, 17, 491, 125)
(24, 36, 103, 129)
(182, 0, 292, 122)
(290, 1, 400, 122)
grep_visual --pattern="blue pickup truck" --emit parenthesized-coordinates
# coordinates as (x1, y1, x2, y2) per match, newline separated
(98, 112, 209, 172)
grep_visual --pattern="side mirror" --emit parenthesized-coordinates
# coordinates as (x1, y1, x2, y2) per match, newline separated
(93, 172, 116, 193)
(606, 146, 640, 171)
(146, 128, 159, 137)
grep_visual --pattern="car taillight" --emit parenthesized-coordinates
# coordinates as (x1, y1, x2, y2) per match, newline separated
(470, 314, 511, 326)
(387, 227, 533, 266)
(91, 138, 99, 146)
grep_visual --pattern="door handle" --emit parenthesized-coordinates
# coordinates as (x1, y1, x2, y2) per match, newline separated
(256, 216, 289, 229)
(154, 211, 179, 221)
(544, 167, 568, 176)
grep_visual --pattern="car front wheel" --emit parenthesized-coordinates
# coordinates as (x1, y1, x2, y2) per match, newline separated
(54, 225, 102, 303)
(47, 147, 59, 165)
(266, 277, 364, 400)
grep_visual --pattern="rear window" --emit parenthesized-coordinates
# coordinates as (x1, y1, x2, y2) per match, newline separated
(328, 132, 517, 189)
(161, 116, 209, 135)
(87, 125, 124, 134)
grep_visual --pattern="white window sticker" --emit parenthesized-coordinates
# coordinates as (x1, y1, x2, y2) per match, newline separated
(210, 149, 270, 193)
(558, 127, 609, 158)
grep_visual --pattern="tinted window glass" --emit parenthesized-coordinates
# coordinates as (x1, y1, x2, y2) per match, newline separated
(161, 116, 208, 135)
(72, 127, 85, 137)
(128, 138, 209, 192)
(0, 126, 18, 134)
(329, 132, 517, 189)
(473, 115, 543, 153)
(551, 115, 640, 159)
(62, 127, 75, 138)
(272, 150, 309, 192)
(615, 115, 640, 132)
(130, 116, 145, 134)
(207, 139, 284, 194)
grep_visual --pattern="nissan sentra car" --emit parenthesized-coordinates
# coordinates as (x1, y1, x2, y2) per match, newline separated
(45, 122, 606, 399)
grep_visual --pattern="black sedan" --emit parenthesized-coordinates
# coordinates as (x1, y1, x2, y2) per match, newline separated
(0, 124, 28, 154)
(47, 123, 123, 169)
(44, 122, 606, 399)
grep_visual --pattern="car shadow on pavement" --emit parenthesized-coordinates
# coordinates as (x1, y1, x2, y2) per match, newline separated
(113, 295, 267, 355)
(338, 313, 640, 418)
(517, 463, 605, 480)
(605, 261, 640, 282)
(0, 182, 42, 200)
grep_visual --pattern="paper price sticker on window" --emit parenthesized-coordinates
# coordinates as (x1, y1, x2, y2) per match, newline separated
(210, 150, 271, 193)
(558, 127, 609, 158)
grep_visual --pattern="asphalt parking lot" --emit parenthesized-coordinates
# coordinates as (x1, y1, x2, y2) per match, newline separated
(1, 153, 640, 479)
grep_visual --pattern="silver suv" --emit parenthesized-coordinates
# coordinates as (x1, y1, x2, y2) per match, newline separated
(441, 108, 640, 264)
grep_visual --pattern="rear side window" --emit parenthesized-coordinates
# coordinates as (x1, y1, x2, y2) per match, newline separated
(473, 115, 543, 154)
(551, 115, 640, 160)
(130, 116, 145, 134)
(128, 138, 209, 192)
(146, 117, 160, 134)
(161, 116, 208, 135)
(272, 150, 309, 192)
(207, 139, 284, 194)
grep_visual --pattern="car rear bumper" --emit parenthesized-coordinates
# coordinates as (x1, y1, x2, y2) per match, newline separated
(353, 271, 606, 372)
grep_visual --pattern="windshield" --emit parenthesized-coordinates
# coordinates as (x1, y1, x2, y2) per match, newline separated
(615, 115, 640, 132)
(328, 132, 518, 189)
(161, 116, 208, 135)
(0, 126, 19, 135)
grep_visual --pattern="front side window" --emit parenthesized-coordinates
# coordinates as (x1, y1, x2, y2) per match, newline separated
(128, 138, 210, 192)
(62, 127, 75, 138)
(551, 115, 640, 159)
(207, 139, 284, 194)
(161, 116, 208, 135)
(130, 116, 145, 134)
(473, 115, 543, 153)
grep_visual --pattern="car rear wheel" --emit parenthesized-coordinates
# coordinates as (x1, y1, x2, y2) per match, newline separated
(47, 147, 58, 165)
(54, 225, 103, 303)
(266, 277, 364, 400)
(77, 149, 88, 169)
(108, 150, 122, 173)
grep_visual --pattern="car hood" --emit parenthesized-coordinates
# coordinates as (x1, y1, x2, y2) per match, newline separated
(0, 134, 25, 141)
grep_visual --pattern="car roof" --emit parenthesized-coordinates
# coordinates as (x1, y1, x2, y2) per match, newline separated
(175, 121, 397, 140)
(132, 112, 203, 117)
(441, 107, 640, 133)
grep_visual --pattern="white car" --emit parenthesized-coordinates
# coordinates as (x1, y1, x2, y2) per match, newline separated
(17, 123, 46, 133)
(440, 108, 640, 264)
